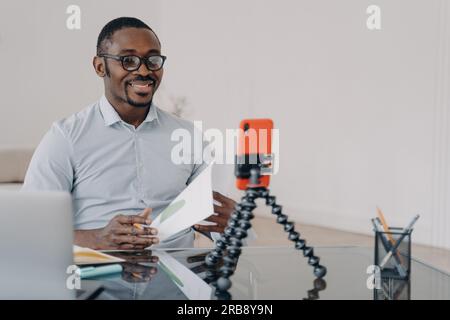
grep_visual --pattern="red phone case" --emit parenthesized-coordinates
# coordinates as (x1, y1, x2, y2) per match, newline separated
(236, 119, 273, 190)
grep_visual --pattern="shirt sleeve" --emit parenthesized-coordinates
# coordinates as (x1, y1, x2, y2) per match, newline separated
(22, 123, 74, 192)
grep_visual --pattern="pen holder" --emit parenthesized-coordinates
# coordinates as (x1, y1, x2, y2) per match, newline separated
(374, 227, 412, 280)
(374, 277, 411, 300)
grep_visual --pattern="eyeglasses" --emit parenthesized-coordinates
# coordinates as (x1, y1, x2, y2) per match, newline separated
(98, 54, 167, 71)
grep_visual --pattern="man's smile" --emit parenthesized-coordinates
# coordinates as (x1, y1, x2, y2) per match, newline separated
(127, 79, 155, 95)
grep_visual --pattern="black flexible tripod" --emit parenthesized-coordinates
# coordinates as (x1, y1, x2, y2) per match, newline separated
(205, 167, 327, 299)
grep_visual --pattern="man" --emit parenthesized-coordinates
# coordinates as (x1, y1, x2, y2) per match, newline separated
(23, 17, 234, 249)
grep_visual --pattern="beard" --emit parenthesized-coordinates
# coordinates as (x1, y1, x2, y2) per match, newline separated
(124, 85, 153, 108)
(126, 93, 152, 108)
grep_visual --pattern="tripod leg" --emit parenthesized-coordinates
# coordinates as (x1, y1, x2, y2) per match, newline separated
(204, 205, 243, 284)
(304, 278, 327, 300)
(214, 190, 258, 295)
(265, 194, 327, 278)
(204, 192, 257, 284)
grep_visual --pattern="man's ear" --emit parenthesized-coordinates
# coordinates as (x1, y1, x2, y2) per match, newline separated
(93, 56, 106, 77)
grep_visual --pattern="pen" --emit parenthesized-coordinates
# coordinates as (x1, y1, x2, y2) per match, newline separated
(133, 223, 152, 230)
(379, 214, 420, 268)
(79, 264, 123, 279)
(402, 214, 420, 233)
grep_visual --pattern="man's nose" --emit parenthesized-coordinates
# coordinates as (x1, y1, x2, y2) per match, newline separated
(135, 61, 152, 77)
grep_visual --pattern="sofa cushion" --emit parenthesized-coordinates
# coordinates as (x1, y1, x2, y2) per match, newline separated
(0, 148, 34, 183)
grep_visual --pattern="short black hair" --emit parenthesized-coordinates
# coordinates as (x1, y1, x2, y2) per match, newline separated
(96, 17, 160, 55)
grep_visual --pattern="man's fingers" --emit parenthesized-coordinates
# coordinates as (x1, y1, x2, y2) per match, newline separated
(194, 224, 224, 233)
(117, 244, 134, 250)
(139, 208, 152, 220)
(112, 234, 160, 246)
(133, 224, 158, 235)
(116, 214, 151, 225)
(213, 204, 229, 215)
(112, 226, 144, 236)
(118, 244, 147, 250)
(114, 226, 157, 236)
(150, 256, 159, 263)
(205, 214, 227, 226)
(142, 227, 158, 235)
(213, 191, 236, 208)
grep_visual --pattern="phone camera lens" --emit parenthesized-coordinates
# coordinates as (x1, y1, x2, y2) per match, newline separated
(244, 123, 250, 132)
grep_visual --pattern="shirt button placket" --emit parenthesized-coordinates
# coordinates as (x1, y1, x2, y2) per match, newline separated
(134, 131, 144, 202)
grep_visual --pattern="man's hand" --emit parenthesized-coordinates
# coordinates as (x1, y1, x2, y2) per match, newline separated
(194, 191, 236, 234)
(74, 208, 159, 250)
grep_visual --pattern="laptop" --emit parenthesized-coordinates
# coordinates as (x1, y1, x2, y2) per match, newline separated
(0, 190, 101, 299)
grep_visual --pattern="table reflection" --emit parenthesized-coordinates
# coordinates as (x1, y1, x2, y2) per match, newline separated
(81, 246, 450, 300)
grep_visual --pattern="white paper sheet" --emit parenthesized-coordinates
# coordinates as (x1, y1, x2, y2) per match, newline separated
(151, 162, 214, 241)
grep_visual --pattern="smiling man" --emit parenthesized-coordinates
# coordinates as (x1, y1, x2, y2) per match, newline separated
(22, 17, 234, 250)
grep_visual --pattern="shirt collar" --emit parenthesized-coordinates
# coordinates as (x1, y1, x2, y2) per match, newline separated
(99, 95, 159, 127)
(143, 101, 159, 124)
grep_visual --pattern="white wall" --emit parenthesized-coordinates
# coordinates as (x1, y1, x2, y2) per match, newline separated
(1, 0, 449, 249)
(0, 0, 162, 146)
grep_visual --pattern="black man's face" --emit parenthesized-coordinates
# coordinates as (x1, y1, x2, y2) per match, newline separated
(100, 27, 163, 108)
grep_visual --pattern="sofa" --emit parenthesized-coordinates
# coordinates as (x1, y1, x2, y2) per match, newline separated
(0, 148, 34, 190)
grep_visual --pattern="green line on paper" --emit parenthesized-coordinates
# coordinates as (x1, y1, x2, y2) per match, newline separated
(160, 199, 186, 223)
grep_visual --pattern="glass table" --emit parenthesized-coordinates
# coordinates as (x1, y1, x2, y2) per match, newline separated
(81, 246, 450, 300)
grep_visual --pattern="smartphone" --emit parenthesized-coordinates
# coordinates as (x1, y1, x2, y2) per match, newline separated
(235, 119, 273, 190)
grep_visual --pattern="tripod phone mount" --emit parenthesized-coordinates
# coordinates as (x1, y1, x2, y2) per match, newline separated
(205, 120, 327, 299)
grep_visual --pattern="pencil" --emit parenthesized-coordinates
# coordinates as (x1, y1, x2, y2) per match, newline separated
(376, 207, 405, 265)
(376, 207, 396, 246)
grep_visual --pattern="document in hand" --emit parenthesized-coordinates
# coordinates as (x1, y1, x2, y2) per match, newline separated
(151, 162, 214, 241)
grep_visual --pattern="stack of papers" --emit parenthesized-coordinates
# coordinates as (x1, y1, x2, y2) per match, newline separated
(73, 245, 125, 265)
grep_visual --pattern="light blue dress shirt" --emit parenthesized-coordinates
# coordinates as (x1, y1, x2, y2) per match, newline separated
(23, 96, 206, 248)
